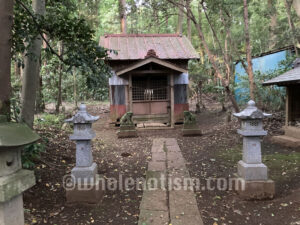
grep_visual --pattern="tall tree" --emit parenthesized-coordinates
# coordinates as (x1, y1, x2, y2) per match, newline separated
(186, 0, 192, 40)
(0, 0, 14, 119)
(170, 0, 240, 112)
(268, 0, 277, 50)
(35, 34, 48, 113)
(243, 0, 255, 100)
(20, 0, 45, 128)
(55, 41, 64, 114)
(177, 0, 184, 34)
(119, 0, 127, 34)
(286, 0, 299, 55)
(293, 0, 300, 17)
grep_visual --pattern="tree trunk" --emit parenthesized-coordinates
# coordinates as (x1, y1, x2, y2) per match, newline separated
(119, 0, 127, 34)
(195, 81, 203, 113)
(35, 33, 48, 113)
(35, 69, 45, 113)
(166, 0, 240, 112)
(14, 60, 21, 78)
(186, 0, 192, 40)
(0, 0, 14, 120)
(293, 0, 300, 18)
(20, 0, 45, 128)
(177, 0, 184, 35)
(268, 0, 277, 50)
(285, 0, 299, 56)
(194, 14, 240, 112)
(243, 0, 255, 101)
(55, 41, 64, 114)
(73, 68, 78, 108)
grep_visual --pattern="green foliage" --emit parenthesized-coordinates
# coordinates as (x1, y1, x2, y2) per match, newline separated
(11, 0, 300, 111)
(35, 113, 65, 129)
(12, 0, 111, 105)
(22, 142, 46, 169)
(189, 59, 229, 106)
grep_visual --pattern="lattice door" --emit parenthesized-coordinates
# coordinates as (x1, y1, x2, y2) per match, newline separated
(132, 77, 168, 101)
(132, 76, 169, 115)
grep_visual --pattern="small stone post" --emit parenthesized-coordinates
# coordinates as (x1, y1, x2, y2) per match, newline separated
(0, 117, 39, 225)
(65, 104, 103, 203)
(233, 100, 275, 199)
(182, 111, 202, 136)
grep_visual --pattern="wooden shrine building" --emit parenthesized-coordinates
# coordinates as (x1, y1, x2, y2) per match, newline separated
(263, 58, 300, 146)
(99, 34, 200, 126)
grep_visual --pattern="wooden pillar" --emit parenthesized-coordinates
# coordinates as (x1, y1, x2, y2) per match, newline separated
(129, 74, 133, 112)
(170, 74, 175, 127)
(286, 86, 292, 126)
(186, 83, 189, 109)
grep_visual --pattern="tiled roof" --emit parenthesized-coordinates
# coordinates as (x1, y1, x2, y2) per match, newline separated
(263, 66, 300, 86)
(99, 34, 200, 60)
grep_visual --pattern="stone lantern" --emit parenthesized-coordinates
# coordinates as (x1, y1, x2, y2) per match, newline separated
(0, 116, 39, 225)
(233, 100, 275, 199)
(65, 104, 103, 203)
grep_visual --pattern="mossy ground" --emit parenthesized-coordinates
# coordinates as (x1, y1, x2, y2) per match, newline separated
(218, 143, 300, 183)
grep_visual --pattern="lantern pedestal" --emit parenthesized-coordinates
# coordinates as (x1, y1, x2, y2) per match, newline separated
(182, 111, 202, 136)
(237, 161, 268, 180)
(66, 175, 104, 204)
(234, 174, 275, 200)
(233, 100, 275, 200)
(117, 113, 137, 138)
(71, 162, 97, 181)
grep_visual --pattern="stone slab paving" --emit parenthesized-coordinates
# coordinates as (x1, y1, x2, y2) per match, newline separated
(138, 138, 204, 225)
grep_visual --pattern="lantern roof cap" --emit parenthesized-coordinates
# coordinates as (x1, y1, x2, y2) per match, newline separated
(233, 100, 272, 119)
(65, 103, 99, 124)
(0, 122, 40, 148)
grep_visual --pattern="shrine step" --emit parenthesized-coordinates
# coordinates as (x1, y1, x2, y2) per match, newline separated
(271, 135, 300, 148)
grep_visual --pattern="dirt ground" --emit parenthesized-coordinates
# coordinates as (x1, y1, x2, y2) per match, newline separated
(24, 102, 300, 225)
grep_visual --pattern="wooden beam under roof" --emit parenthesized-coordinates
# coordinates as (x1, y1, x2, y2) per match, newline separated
(116, 57, 187, 76)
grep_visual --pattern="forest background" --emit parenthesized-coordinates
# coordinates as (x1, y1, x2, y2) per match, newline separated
(6, 0, 300, 127)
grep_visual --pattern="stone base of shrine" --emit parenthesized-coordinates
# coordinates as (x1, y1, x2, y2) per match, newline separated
(117, 130, 138, 138)
(66, 175, 104, 204)
(233, 175, 275, 200)
(182, 129, 202, 137)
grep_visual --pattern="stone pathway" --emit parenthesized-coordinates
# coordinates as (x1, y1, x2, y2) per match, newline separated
(138, 138, 204, 225)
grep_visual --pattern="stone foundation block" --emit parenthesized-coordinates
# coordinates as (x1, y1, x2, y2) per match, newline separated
(0, 169, 35, 202)
(117, 130, 138, 138)
(234, 176, 275, 200)
(237, 160, 268, 181)
(182, 129, 202, 137)
(120, 125, 136, 131)
(66, 175, 104, 204)
(71, 162, 97, 183)
(0, 195, 24, 225)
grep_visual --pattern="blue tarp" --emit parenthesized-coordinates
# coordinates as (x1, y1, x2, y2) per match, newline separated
(235, 50, 288, 103)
